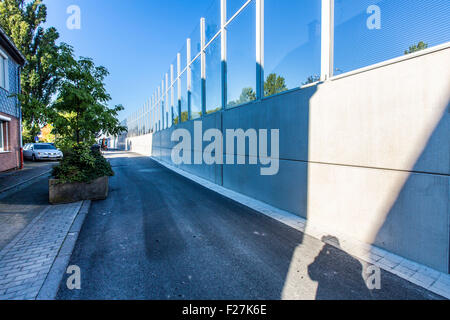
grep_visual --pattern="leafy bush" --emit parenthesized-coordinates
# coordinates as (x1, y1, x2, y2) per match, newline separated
(52, 143, 114, 184)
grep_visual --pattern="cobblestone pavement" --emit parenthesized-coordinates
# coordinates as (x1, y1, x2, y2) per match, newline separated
(0, 174, 51, 251)
(0, 201, 83, 300)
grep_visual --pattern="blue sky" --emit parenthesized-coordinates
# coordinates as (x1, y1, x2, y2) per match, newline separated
(43, 0, 450, 123)
(44, 0, 213, 120)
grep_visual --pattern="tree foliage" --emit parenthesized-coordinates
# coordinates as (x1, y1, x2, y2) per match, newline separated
(52, 142, 114, 184)
(52, 56, 126, 144)
(264, 73, 287, 97)
(302, 75, 320, 86)
(405, 41, 428, 55)
(229, 87, 256, 107)
(0, 0, 70, 138)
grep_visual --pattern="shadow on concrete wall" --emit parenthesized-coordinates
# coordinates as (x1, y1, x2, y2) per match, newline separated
(373, 100, 450, 273)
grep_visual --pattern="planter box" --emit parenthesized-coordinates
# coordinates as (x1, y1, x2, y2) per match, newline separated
(49, 176, 109, 204)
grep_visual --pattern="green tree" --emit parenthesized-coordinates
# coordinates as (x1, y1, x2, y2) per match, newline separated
(404, 41, 428, 55)
(52, 55, 126, 144)
(264, 73, 287, 97)
(229, 87, 256, 107)
(0, 0, 70, 139)
(302, 75, 320, 86)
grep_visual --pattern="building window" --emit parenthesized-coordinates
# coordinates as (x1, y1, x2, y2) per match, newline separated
(0, 49, 9, 91)
(0, 121, 9, 152)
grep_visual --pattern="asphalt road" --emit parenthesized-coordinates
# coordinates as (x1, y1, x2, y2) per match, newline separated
(56, 152, 442, 300)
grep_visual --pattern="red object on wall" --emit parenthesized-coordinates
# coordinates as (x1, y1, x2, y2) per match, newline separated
(20, 147, 24, 169)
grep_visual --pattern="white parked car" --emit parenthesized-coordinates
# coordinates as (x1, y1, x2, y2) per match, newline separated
(23, 143, 64, 161)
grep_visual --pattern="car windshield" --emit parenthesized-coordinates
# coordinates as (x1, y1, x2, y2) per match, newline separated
(34, 144, 57, 150)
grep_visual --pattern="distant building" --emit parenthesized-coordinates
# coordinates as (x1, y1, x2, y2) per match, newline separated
(0, 26, 26, 172)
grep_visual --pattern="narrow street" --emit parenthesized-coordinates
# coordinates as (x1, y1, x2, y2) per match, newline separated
(56, 152, 442, 300)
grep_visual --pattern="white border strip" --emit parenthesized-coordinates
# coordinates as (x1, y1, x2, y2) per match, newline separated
(151, 156, 450, 299)
(0, 114, 11, 122)
(331, 41, 450, 81)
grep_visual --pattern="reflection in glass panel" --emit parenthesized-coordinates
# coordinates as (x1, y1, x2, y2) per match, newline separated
(190, 57, 202, 120)
(189, 23, 202, 59)
(227, 0, 248, 20)
(170, 58, 178, 125)
(265, 0, 321, 96)
(334, 0, 450, 73)
(178, 43, 187, 74)
(180, 70, 188, 122)
(205, 37, 222, 114)
(205, 0, 221, 42)
(165, 70, 172, 128)
(226, 1, 256, 108)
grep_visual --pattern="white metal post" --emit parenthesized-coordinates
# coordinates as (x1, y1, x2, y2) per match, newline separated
(256, 0, 264, 99)
(187, 38, 192, 120)
(170, 64, 174, 124)
(161, 79, 165, 129)
(165, 73, 169, 127)
(321, 0, 334, 81)
(158, 86, 161, 131)
(153, 93, 156, 131)
(177, 52, 182, 122)
(150, 94, 153, 132)
(200, 17, 206, 116)
(148, 97, 150, 134)
(153, 92, 156, 132)
(221, 0, 227, 109)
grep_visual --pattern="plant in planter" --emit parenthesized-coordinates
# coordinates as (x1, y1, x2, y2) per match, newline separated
(49, 143, 114, 204)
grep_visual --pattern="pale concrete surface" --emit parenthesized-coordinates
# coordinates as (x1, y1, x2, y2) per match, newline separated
(0, 201, 83, 300)
(145, 46, 450, 273)
(125, 133, 153, 156)
(56, 152, 443, 300)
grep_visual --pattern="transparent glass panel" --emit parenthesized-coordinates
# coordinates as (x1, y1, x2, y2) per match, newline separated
(171, 57, 177, 86)
(265, 0, 321, 95)
(227, 0, 248, 20)
(205, 37, 222, 114)
(205, 0, 221, 42)
(334, 0, 450, 73)
(226, 1, 256, 108)
(171, 84, 178, 126)
(180, 70, 188, 122)
(189, 23, 202, 59)
(190, 57, 202, 119)
(178, 42, 187, 74)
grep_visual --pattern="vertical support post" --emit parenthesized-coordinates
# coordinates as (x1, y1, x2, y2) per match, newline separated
(170, 64, 174, 125)
(221, 0, 227, 109)
(153, 92, 156, 132)
(187, 38, 192, 121)
(158, 86, 161, 131)
(150, 94, 153, 132)
(165, 73, 169, 128)
(200, 17, 206, 117)
(177, 53, 182, 122)
(148, 98, 150, 133)
(321, 0, 334, 81)
(161, 76, 163, 130)
(153, 93, 156, 131)
(256, 0, 264, 100)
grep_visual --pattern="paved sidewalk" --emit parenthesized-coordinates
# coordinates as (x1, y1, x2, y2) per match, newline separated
(0, 201, 84, 300)
(0, 161, 56, 196)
